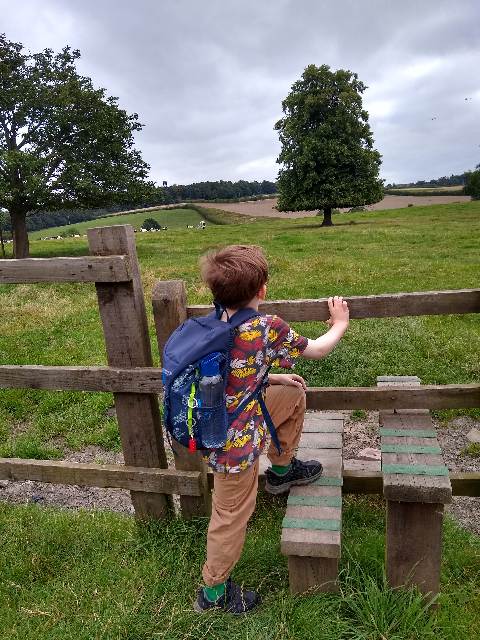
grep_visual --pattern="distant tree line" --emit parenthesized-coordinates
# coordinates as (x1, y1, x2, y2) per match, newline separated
(385, 173, 467, 189)
(0, 179, 278, 236)
(1, 208, 103, 235)
(160, 179, 277, 203)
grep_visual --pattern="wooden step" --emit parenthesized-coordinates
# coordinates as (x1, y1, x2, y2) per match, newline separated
(281, 412, 343, 594)
(378, 376, 452, 607)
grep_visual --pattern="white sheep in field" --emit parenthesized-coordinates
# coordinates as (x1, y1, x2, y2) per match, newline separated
(197, 221, 206, 229)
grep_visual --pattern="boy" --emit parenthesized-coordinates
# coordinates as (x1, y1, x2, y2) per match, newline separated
(193, 245, 349, 614)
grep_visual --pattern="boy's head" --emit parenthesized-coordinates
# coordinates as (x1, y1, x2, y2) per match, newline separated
(200, 245, 268, 308)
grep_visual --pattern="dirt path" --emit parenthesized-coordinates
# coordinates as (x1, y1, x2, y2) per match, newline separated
(198, 195, 471, 219)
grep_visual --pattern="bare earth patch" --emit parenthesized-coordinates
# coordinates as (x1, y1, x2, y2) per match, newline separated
(198, 195, 471, 219)
(1, 413, 479, 539)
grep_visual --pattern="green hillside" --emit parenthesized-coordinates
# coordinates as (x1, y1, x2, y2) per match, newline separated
(27, 208, 207, 240)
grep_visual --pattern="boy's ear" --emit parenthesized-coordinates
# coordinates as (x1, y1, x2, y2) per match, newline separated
(258, 283, 267, 301)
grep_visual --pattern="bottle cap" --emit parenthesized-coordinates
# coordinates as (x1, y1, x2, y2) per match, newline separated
(200, 352, 221, 376)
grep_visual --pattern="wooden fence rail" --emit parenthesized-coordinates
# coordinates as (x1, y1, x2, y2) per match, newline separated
(0, 458, 203, 495)
(187, 289, 480, 322)
(0, 256, 132, 283)
(0, 457, 478, 497)
(0, 365, 478, 411)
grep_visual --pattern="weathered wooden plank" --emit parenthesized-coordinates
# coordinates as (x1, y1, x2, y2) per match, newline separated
(287, 556, 339, 594)
(306, 384, 480, 411)
(304, 413, 344, 421)
(382, 464, 449, 475)
(378, 376, 448, 607)
(450, 473, 480, 496)
(0, 365, 163, 392)
(0, 458, 202, 495)
(0, 256, 132, 283)
(88, 225, 171, 521)
(298, 432, 343, 446)
(2, 365, 477, 412)
(303, 423, 344, 433)
(187, 289, 480, 321)
(282, 419, 343, 594)
(151, 280, 211, 519)
(386, 501, 443, 607)
(380, 429, 437, 438)
(342, 466, 383, 494)
(281, 528, 341, 558)
(381, 445, 442, 454)
(283, 517, 341, 531)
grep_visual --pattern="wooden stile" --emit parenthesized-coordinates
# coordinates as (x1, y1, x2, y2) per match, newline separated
(281, 414, 344, 594)
(87, 225, 171, 520)
(151, 280, 211, 519)
(378, 376, 452, 607)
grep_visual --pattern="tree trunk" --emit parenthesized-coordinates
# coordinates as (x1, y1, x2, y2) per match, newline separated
(0, 228, 5, 259)
(321, 206, 333, 226)
(10, 208, 30, 258)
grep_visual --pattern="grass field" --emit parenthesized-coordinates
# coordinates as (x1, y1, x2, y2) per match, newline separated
(1, 200, 480, 638)
(1, 496, 480, 639)
(27, 207, 208, 240)
(1, 200, 479, 456)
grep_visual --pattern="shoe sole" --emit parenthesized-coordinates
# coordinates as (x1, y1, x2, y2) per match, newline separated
(193, 597, 257, 616)
(265, 469, 323, 495)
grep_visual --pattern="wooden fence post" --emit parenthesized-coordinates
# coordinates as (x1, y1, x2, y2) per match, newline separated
(87, 225, 172, 520)
(152, 280, 212, 519)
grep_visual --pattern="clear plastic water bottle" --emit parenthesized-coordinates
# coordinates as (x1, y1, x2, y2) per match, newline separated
(198, 353, 223, 407)
(198, 352, 225, 448)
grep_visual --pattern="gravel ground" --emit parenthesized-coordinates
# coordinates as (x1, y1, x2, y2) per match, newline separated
(1, 413, 479, 537)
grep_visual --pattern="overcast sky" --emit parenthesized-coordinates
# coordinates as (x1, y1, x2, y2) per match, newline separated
(2, 0, 479, 186)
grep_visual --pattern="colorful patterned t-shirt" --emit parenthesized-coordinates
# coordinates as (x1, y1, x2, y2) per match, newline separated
(202, 315, 309, 473)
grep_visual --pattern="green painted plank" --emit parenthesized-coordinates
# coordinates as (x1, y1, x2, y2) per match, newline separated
(382, 464, 449, 476)
(287, 496, 342, 507)
(310, 477, 343, 486)
(380, 429, 437, 438)
(282, 517, 341, 531)
(381, 444, 442, 454)
(298, 442, 342, 449)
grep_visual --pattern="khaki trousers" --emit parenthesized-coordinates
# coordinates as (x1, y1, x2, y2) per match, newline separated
(202, 384, 306, 586)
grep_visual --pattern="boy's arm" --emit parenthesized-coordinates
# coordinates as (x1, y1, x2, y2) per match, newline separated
(301, 296, 349, 361)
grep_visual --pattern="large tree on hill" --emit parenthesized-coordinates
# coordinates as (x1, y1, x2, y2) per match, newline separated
(463, 164, 480, 200)
(275, 64, 384, 226)
(0, 35, 157, 258)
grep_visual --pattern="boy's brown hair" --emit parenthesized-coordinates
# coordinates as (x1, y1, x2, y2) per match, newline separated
(200, 245, 268, 309)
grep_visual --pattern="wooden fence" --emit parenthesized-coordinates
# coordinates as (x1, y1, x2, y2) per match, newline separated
(0, 224, 479, 521)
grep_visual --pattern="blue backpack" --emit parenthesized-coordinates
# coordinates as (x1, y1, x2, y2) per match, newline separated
(162, 302, 281, 454)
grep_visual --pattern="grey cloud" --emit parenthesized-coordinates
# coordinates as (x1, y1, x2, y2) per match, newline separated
(2, 0, 479, 184)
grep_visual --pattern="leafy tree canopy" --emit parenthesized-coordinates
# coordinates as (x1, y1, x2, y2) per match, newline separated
(463, 164, 480, 200)
(142, 217, 160, 230)
(0, 34, 157, 257)
(275, 64, 384, 226)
